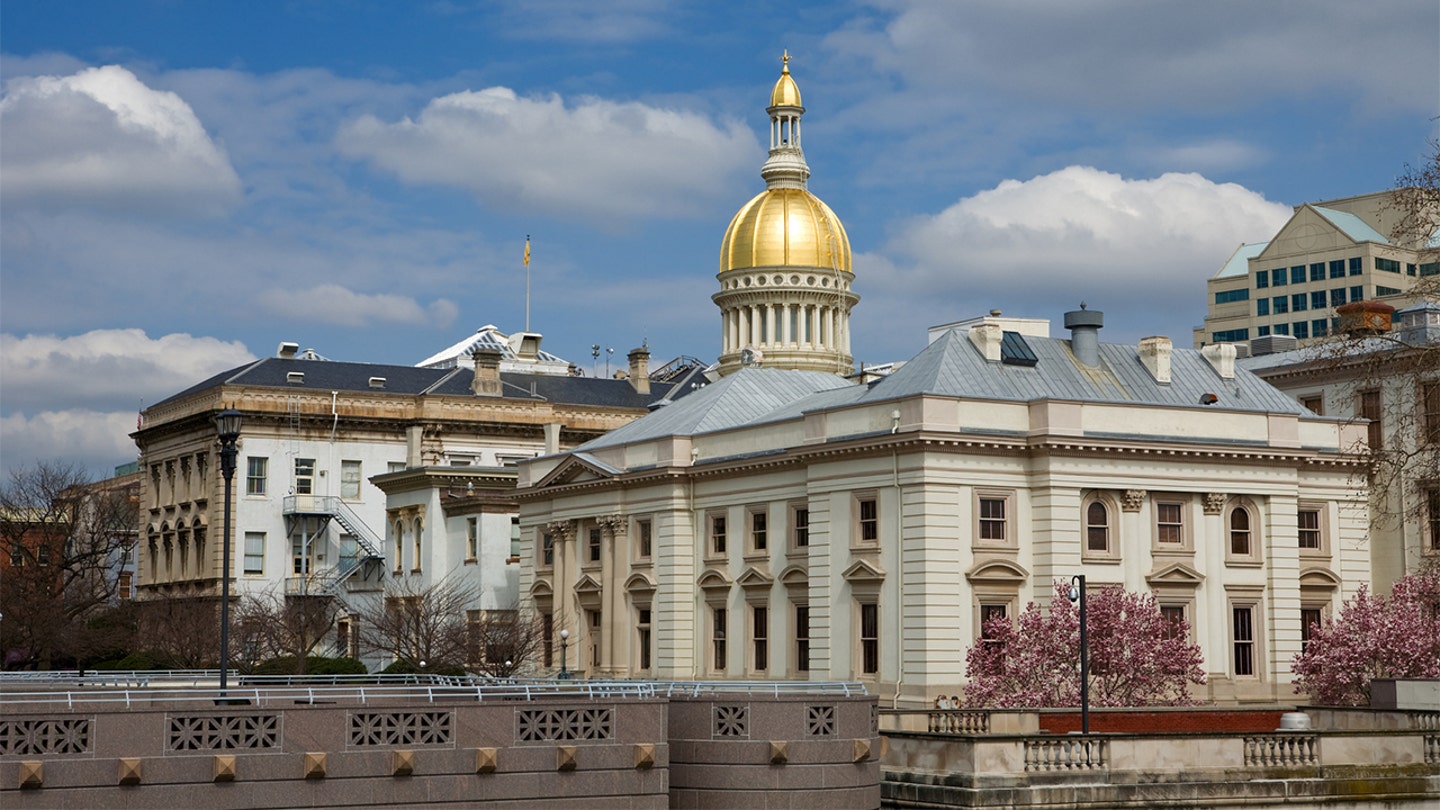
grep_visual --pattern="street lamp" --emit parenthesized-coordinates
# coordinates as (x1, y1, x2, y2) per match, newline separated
(559, 628, 570, 679)
(1067, 575, 1089, 735)
(215, 408, 242, 696)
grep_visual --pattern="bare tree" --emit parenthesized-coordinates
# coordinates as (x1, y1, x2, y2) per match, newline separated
(351, 575, 480, 673)
(230, 590, 339, 673)
(135, 598, 219, 668)
(466, 601, 551, 678)
(1, 461, 137, 669)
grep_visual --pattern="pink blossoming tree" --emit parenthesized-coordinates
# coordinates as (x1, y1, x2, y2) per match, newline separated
(963, 581, 1206, 708)
(1291, 569, 1440, 706)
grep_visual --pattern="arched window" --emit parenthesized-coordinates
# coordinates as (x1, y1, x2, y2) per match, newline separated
(393, 520, 405, 572)
(412, 516, 424, 572)
(1229, 508, 1252, 556)
(1086, 501, 1110, 553)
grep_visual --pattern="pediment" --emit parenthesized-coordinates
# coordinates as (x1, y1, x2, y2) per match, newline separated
(965, 559, 1029, 584)
(624, 572, 657, 593)
(573, 573, 603, 594)
(1255, 205, 1356, 261)
(189, 515, 207, 527)
(532, 453, 621, 490)
(1299, 566, 1341, 589)
(529, 578, 553, 598)
(696, 568, 732, 591)
(778, 565, 810, 589)
(736, 566, 774, 590)
(841, 559, 886, 584)
(1146, 562, 1205, 588)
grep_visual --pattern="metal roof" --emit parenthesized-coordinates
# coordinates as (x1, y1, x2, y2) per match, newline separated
(1311, 206, 1390, 245)
(1215, 241, 1269, 278)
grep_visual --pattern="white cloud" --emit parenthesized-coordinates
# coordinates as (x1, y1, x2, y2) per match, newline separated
(0, 329, 256, 413)
(337, 86, 758, 224)
(255, 285, 460, 328)
(851, 167, 1293, 352)
(0, 65, 242, 215)
(0, 410, 142, 479)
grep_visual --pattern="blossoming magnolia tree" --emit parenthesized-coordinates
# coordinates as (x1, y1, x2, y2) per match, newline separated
(1292, 568, 1440, 706)
(963, 581, 1206, 708)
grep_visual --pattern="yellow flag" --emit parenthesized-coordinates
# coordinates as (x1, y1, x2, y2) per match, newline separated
(524, 236, 531, 267)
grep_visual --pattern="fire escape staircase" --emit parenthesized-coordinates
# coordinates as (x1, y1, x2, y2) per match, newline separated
(282, 495, 386, 597)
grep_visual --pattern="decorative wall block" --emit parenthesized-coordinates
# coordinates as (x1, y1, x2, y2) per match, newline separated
(118, 757, 142, 786)
(769, 740, 788, 765)
(517, 707, 613, 741)
(853, 739, 872, 763)
(303, 752, 327, 779)
(212, 754, 237, 782)
(806, 704, 837, 736)
(392, 749, 414, 777)
(633, 743, 655, 770)
(1122, 489, 1146, 512)
(18, 760, 42, 789)
(1, 718, 92, 755)
(556, 745, 577, 771)
(475, 747, 498, 774)
(1204, 493, 1227, 515)
(713, 704, 749, 738)
(349, 711, 452, 746)
(170, 714, 279, 750)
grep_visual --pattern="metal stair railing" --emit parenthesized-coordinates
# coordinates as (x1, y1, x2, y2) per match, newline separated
(281, 495, 387, 593)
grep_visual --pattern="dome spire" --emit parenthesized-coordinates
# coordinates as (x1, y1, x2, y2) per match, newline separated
(763, 50, 808, 189)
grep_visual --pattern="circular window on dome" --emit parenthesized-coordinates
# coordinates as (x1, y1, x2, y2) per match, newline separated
(790, 275, 800, 285)
(807, 276, 816, 286)
(743, 277, 752, 287)
(773, 275, 783, 285)
(822, 278, 831, 287)
(757, 276, 767, 285)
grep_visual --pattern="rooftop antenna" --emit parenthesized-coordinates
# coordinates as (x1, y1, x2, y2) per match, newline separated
(523, 235, 532, 332)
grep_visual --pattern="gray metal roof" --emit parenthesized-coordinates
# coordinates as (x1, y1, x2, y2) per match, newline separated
(1214, 241, 1268, 278)
(1312, 206, 1390, 245)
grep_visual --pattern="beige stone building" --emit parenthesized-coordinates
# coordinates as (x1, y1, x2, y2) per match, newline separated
(1194, 190, 1437, 348)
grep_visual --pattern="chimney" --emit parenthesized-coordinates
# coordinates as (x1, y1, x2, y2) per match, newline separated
(470, 347, 503, 397)
(968, 323, 1003, 362)
(627, 347, 651, 395)
(1138, 336, 1172, 384)
(1201, 342, 1237, 379)
(1336, 300, 1395, 336)
(1063, 305, 1103, 367)
(544, 422, 562, 455)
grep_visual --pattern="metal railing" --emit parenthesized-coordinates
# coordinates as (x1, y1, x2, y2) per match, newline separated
(658, 680, 868, 697)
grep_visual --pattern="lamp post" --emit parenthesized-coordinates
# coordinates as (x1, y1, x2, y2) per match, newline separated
(1067, 575, 1089, 735)
(214, 408, 242, 696)
(559, 628, 570, 679)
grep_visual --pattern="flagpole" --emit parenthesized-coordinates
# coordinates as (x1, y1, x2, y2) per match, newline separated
(524, 235, 531, 333)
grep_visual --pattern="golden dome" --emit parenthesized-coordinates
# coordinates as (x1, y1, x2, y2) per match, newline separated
(719, 187, 852, 273)
(770, 56, 802, 108)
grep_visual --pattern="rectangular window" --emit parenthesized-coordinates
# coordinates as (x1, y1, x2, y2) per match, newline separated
(750, 510, 768, 552)
(792, 506, 810, 548)
(1309, 262, 1325, 282)
(243, 532, 265, 575)
(1273, 296, 1288, 314)
(710, 514, 727, 555)
(1292, 293, 1307, 312)
(1375, 257, 1401, 273)
(1293, 321, 1309, 339)
(795, 604, 810, 672)
(1330, 287, 1346, 307)
(752, 606, 769, 671)
(542, 613, 554, 668)
(1377, 285, 1402, 296)
(637, 519, 652, 558)
(1301, 608, 1323, 653)
(1425, 487, 1440, 552)
(589, 610, 602, 668)
(510, 517, 520, 559)
(980, 603, 1008, 646)
(712, 607, 727, 671)
(1424, 383, 1440, 445)
(1274, 323, 1290, 336)
(1271, 268, 1287, 287)
(1161, 605, 1186, 640)
(246, 457, 267, 496)
(1257, 325, 1271, 337)
(857, 497, 878, 543)
(588, 527, 601, 562)
(1255, 272, 1269, 289)
(1156, 502, 1185, 544)
(1349, 257, 1362, 276)
(1298, 508, 1322, 550)
(979, 496, 1008, 541)
(294, 458, 315, 495)
(1213, 329, 1249, 343)
(341, 459, 361, 500)
(541, 533, 554, 567)
(1329, 259, 1345, 279)
(1290, 266, 1305, 285)
(1422, 263, 1440, 277)
(1215, 288, 1250, 304)
(1256, 298, 1269, 316)
(637, 608, 652, 671)
(1300, 395, 1324, 415)
(1312, 319, 1329, 337)
(1350, 285, 1364, 301)
(859, 603, 879, 675)
(339, 534, 357, 572)
(1232, 606, 1255, 677)
(1358, 389, 1383, 451)
(466, 517, 478, 560)
(1310, 291, 1326, 310)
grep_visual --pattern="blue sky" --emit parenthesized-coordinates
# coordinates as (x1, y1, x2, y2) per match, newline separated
(2, 0, 1438, 477)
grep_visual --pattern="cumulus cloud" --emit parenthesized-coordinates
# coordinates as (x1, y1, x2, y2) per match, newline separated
(0, 410, 143, 479)
(0, 329, 256, 413)
(255, 285, 460, 328)
(337, 86, 758, 224)
(851, 167, 1293, 352)
(0, 65, 242, 215)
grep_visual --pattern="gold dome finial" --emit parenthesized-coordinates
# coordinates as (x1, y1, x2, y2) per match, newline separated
(770, 50, 802, 108)
(781, 50, 790, 73)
